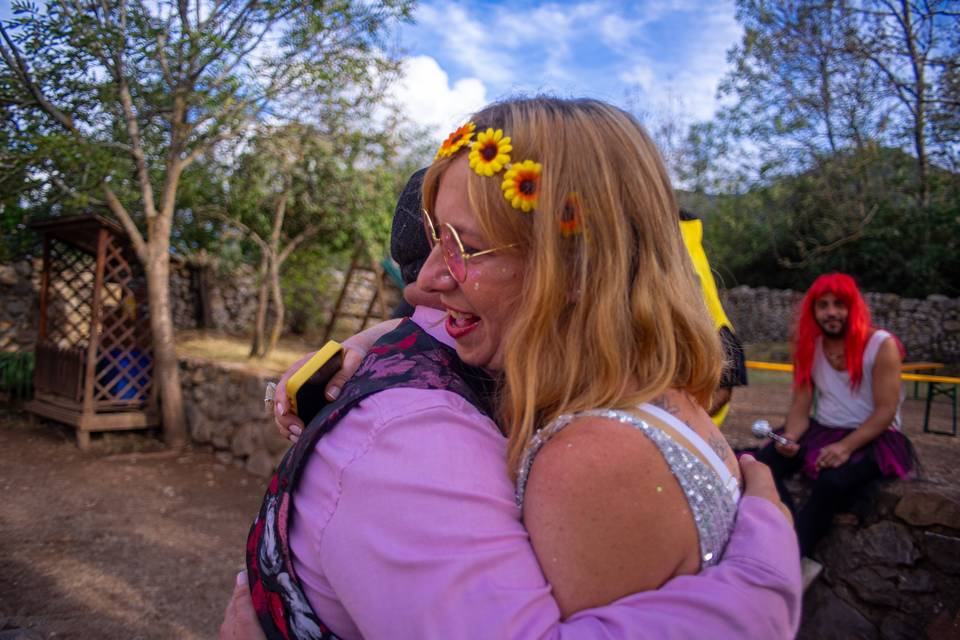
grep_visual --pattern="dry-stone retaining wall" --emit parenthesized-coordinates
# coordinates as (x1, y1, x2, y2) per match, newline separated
(1, 256, 397, 346)
(0, 259, 40, 352)
(180, 357, 289, 477)
(799, 481, 960, 639)
(0, 259, 263, 350)
(170, 262, 260, 333)
(722, 286, 960, 364)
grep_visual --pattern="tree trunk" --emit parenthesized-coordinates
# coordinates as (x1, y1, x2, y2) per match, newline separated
(898, 0, 930, 208)
(263, 188, 288, 357)
(266, 254, 284, 357)
(249, 252, 270, 358)
(146, 245, 187, 448)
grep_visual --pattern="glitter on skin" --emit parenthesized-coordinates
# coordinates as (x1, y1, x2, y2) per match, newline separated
(515, 409, 739, 569)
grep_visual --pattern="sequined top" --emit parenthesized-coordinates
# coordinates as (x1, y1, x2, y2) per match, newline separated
(515, 403, 741, 568)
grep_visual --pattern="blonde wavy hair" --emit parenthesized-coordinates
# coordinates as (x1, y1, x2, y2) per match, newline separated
(423, 97, 722, 477)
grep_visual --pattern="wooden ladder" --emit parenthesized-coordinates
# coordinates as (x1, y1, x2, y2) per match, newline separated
(323, 253, 392, 343)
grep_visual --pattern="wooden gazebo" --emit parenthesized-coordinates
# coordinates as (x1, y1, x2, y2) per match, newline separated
(24, 214, 159, 448)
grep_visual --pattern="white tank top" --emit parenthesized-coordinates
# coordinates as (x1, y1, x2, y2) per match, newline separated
(812, 329, 903, 430)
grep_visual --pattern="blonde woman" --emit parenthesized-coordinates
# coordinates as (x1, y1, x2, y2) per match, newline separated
(421, 97, 744, 615)
(237, 97, 800, 640)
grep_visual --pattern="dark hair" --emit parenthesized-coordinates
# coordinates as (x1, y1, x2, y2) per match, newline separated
(390, 168, 429, 285)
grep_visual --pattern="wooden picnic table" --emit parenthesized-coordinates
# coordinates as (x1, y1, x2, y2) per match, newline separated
(746, 360, 945, 376)
(745, 360, 957, 436)
(900, 362, 945, 373)
(898, 362, 946, 398)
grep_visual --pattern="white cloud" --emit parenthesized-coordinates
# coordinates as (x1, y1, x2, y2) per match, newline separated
(389, 55, 488, 140)
(599, 13, 635, 47)
(401, 0, 742, 123)
(415, 3, 514, 86)
(665, 4, 742, 120)
(616, 2, 741, 122)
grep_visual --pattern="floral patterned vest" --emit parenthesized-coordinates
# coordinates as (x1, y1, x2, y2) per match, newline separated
(246, 319, 493, 639)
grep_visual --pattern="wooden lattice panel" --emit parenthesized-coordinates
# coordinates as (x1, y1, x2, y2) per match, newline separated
(45, 239, 96, 350)
(91, 235, 153, 408)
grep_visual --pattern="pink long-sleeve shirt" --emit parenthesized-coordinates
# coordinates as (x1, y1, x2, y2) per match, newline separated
(289, 306, 802, 639)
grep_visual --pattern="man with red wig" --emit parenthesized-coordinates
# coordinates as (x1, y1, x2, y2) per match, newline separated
(756, 273, 915, 582)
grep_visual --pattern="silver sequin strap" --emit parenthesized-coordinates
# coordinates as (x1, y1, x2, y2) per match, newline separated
(514, 408, 739, 568)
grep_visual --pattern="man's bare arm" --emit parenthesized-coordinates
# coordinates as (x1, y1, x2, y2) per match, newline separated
(835, 337, 901, 453)
(783, 384, 813, 439)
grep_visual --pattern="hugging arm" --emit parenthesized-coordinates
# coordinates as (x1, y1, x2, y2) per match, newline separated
(222, 419, 800, 640)
(273, 319, 402, 442)
(306, 397, 801, 639)
(220, 432, 801, 640)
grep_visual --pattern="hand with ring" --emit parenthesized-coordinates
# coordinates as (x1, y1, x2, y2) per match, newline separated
(263, 382, 277, 410)
(273, 319, 404, 444)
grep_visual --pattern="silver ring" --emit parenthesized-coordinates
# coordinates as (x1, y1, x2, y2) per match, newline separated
(264, 382, 277, 407)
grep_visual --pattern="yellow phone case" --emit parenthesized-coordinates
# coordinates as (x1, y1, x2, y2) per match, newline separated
(285, 340, 343, 421)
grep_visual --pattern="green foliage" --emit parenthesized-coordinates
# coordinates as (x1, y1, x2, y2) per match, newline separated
(690, 0, 960, 298)
(696, 148, 960, 297)
(0, 0, 415, 260)
(0, 350, 34, 400)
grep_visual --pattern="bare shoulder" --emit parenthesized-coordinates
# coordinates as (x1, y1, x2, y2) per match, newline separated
(877, 334, 903, 365)
(522, 414, 700, 617)
(648, 390, 742, 484)
(530, 414, 664, 479)
(525, 415, 678, 510)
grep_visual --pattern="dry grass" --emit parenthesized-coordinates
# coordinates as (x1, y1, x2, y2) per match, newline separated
(744, 341, 793, 363)
(175, 330, 316, 375)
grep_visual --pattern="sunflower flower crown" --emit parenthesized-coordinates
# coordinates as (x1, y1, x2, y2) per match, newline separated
(435, 121, 582, 235)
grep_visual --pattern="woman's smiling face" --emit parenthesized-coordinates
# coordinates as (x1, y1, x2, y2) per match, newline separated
(416, 155, 526, 370)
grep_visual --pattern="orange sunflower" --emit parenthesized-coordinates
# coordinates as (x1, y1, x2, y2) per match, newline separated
(501, 160, 542, 212)
(469, 128, 512, 176)
(559, 192, 582, 237)
(435, 122, 476, 159)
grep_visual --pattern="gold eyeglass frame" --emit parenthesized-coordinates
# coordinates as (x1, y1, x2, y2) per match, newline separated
(421, 208, 518, 282)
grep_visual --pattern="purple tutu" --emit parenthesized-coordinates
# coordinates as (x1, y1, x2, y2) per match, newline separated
(797, 419, 915, 480)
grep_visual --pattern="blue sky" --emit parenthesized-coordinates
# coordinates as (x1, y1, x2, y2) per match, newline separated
(0, 0, 743, 142)
(389, 0, 744, 139)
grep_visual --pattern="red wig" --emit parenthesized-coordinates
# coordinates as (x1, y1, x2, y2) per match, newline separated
(793, 273, 873, 390)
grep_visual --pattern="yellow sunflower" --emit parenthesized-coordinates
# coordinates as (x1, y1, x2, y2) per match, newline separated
(435, 122, 476, 159)
(469, 128, 512, 176)
(501, 160, 542, 212)
(559, 192, 582, 237)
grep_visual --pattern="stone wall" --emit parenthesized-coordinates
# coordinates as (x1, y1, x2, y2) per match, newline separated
(0, 259, 40, 352)
(722, 286, 960, 364)
(1, 255, 399, 346)
(799, 481, 960, 639)
(0, 258, 263, 351)
(180, 357, 289, 477)
(170, 262, 260, 333)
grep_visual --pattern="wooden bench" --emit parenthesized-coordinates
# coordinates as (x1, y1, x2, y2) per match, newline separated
(746, 361, 957, 436)
(899, 373, 959, 436)
(900, 361, 945, 398)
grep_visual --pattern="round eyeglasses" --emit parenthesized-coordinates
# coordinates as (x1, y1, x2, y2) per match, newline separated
(421, 208, 518, 282)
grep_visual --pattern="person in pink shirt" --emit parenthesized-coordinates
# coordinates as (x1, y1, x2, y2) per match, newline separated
(223, 97, 802, 639)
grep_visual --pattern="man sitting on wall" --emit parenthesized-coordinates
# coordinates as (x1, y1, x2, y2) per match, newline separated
(756, 273, 915, 584)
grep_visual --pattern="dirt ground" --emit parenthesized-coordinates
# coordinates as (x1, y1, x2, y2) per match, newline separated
(1, 372, 958, 639)
(0, 414, 268, 639)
